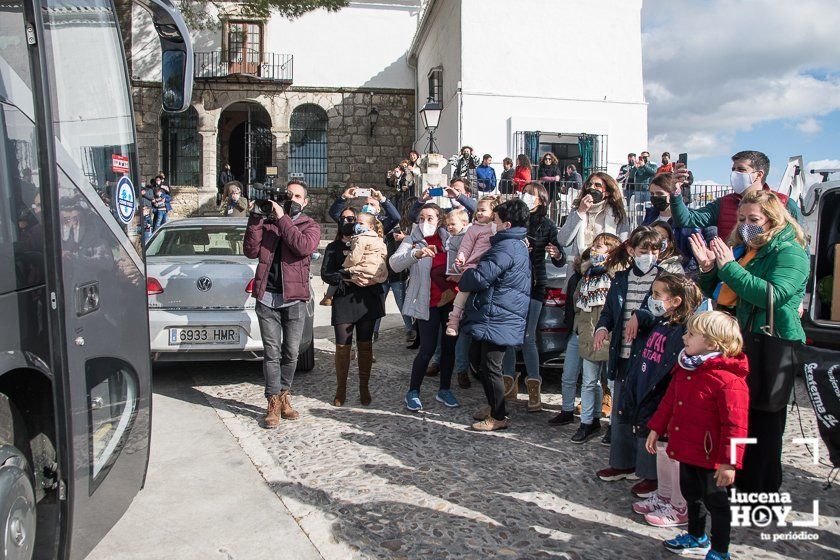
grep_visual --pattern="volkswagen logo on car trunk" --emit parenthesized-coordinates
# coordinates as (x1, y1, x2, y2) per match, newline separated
(196, 276, 212, 291)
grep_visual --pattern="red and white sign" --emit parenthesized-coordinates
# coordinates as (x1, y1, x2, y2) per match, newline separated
(112, 154, 129, 174)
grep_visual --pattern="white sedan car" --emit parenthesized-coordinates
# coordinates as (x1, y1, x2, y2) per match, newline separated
(145, 217, 315, 368)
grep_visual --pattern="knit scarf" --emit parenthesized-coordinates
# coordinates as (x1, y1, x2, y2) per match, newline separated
(574, 201, 621, 254)
(678, 350, 721, 370)
(576, 266, 611, 312)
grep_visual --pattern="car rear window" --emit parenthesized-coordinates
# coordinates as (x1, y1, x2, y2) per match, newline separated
(146, 226, 247, 257)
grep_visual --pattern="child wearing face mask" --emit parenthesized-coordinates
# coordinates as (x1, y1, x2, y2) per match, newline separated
(322, 213, 388, 307)
(591, 226, 666, 479)
(651, 221, 686, 274)
(646, 311, 749, 560)
(445, 196, 499, 336)
(340, 212, 388, 284)
(617, 273, 702, 526)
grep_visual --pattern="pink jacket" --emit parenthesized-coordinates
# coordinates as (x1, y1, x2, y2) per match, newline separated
(457, 222, 494, 269)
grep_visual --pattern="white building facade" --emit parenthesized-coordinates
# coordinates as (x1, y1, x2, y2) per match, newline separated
(409, 0, 648, 179)
(124, 0, 647, 218)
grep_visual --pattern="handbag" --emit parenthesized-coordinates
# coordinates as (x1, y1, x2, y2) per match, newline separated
(742, 284, 801, 412)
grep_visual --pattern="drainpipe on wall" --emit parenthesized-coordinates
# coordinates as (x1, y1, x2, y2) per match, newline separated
(457, 80, 463, 158)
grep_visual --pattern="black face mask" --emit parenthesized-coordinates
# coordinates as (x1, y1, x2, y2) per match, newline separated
(284, 200, 302, 216)
(339, 222, 356, 236)
(651, 195, 670, 211)
(587, 189, 604, 204)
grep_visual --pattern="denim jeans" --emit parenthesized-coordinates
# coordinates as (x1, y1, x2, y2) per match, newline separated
(153, 210, 168, 230)
(454, 332, 471, 373)
(579, 359, 604, 424)
(501, 298, 544, 379)
(376, 280, 413, 334)
(256, 300, 307, 397)
(560, 333, 581, 411)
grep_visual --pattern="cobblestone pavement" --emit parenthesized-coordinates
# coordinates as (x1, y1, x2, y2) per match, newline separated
(192, 328, 840, 560)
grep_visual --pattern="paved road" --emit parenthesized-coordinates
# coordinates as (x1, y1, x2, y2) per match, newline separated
(88, 278, 839, 559)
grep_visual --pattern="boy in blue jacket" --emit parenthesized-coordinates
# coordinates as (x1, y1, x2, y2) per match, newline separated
(460, 199, 532, 431)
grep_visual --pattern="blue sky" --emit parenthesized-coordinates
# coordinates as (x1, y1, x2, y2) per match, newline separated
(640, 0, 840, 186)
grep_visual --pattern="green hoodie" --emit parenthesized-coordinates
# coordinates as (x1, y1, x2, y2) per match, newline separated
(697, 224, 809, 342)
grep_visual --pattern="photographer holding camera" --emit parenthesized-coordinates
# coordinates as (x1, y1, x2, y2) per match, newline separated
(244, 180, 321, 429)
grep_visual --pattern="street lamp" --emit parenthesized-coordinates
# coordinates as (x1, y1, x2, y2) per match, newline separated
(368, 106, 379, 136)
(419, 97, 442, 154)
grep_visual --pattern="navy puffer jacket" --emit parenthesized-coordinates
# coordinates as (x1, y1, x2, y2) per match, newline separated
(459, 227, 531, 347)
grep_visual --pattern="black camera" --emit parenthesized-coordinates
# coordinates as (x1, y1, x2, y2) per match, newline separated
(251, 182, 291, 215)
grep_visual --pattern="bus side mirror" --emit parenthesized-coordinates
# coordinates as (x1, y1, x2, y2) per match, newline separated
(135, 0, 194, 113)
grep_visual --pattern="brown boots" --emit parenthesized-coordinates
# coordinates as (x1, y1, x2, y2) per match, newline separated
(503, 373, 520, 401)
(357, 341, 373, 406)
(333, 342, 373, 406)
(525, 378, 542, 412)
(263, 389, 299, 428)
(264, 394, 282, 428)
(334, 344, 352, 406)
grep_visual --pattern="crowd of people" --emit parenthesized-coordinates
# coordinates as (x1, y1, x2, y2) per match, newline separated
(242, 148, 807, 560)
(138, 172, 173, 244)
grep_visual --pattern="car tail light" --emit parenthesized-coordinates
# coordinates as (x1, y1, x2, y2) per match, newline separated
(146, 277, 164, 295)
(806, 337, 814, 345)
(245, 278, 255, 294)
(544, 287, 566, 307)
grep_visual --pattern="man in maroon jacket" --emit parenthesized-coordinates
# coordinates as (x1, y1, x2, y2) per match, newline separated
(244, 180, 321, 428)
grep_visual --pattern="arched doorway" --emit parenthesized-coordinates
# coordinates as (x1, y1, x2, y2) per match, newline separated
(217, 102, 273, 189)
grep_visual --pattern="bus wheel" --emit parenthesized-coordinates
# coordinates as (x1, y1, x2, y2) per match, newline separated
(0, 397, 35, 560)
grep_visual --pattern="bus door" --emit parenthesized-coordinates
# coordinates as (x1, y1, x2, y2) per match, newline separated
(32, 0, 193, 557)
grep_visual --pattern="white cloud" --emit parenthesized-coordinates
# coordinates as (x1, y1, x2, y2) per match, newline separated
(642, 0, 840, 158)
(796, 117, 822, 134)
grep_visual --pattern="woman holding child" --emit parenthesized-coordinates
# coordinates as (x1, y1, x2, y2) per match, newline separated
(321, 207, 387, 407)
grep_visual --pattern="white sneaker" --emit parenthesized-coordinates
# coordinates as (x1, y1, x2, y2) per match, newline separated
(631, 493, 667, 515)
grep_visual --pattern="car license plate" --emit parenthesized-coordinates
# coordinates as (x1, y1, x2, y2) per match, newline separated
(168, 326, 240, 345)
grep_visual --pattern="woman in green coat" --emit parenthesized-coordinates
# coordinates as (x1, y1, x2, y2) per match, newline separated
(689, 190, 809, 494)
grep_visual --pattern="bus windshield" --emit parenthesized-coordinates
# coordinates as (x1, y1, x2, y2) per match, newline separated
(41, 0, 139, 239)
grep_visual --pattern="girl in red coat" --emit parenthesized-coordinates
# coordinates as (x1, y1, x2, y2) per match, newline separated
(646, 311, 749, 560)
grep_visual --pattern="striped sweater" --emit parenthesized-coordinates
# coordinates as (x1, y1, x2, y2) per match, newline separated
(620, 266, 659, 358)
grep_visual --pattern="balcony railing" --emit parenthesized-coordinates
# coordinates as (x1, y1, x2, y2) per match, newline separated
(194, 50, 293, 83)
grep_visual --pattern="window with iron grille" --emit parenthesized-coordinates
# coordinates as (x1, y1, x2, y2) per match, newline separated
(289, 104, 328, 188)
(160, 107, 200, 186)
(428, 67, 442, 104)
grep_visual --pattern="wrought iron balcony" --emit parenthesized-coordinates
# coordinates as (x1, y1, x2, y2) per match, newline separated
(194, 50, 293, 83)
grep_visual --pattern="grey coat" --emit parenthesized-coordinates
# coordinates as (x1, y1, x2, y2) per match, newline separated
(389, 224, 451, 322)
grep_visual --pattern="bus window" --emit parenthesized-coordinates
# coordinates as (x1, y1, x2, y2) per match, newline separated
(0, 0, 45, 294)
(0, 104, 45, 294)
(40, 0, 139, 236)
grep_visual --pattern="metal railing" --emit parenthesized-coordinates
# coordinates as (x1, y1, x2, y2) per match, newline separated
(194, 50, 293, 82)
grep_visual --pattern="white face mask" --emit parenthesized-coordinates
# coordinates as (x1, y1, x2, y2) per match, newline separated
(730, 170, 755, 194)
(634, 253, 656, 273)
(520, 192, 537, 210)
(420, 221, 437, 238)
(647, 297, 668, 317)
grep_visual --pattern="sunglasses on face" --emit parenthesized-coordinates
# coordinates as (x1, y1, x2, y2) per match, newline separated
(340, 216, 355, 223)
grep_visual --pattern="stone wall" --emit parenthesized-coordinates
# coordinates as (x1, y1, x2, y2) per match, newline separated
(132, 81, 415, 222)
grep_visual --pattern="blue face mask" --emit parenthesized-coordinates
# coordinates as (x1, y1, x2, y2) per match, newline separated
(353, 223, 369, 235)
(361, 204, 378, 215)
(590, 252, 607, 267)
